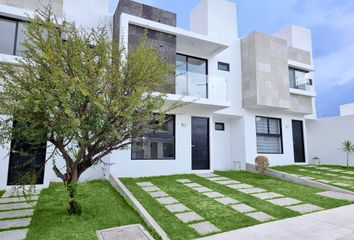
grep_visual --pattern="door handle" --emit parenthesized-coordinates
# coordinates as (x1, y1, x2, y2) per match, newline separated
(191, 145, 196, 147)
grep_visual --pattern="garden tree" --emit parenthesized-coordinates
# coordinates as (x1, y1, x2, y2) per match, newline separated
(0, 9, 180, 215)
(341, 140, 354, 167)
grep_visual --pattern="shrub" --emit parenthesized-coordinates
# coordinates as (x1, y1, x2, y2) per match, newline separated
(255, 155, 269, 173)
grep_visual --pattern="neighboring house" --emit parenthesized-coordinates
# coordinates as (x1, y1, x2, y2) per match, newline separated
(340, 103, 354, 116)
(0, 0, 318, 188)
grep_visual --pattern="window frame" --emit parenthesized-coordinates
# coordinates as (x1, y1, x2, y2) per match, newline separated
(176, 53, 208, 98)
(218, 62, 230, 72)
(131, 115, 176, 160)
(288, 67, 312, 90)
(215, 122, 225, 131)
(0, 15, 26, 56)
(255, 116, 283, 154)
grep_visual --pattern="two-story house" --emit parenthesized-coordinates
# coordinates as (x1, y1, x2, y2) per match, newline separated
(0, 0, 317, 189)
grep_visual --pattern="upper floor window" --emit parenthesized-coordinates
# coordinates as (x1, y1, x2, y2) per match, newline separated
(0, 16, 27, 56)
(256, 116, 283, 154)
(176, 53, 208, 98)
(218, 62, 230, 71)
(289, 67, 312, 91)
(131, 115, 175, 160)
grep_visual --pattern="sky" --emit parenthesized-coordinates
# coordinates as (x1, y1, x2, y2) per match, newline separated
(109, 0, 354, 118)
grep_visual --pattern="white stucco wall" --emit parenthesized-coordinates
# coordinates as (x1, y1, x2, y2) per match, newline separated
(243, 109, 309, 166)
(307, 115, 354, 166)
(340, 103, 354, 116)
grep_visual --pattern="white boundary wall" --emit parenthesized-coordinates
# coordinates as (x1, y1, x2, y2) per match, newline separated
(306, 115, 354, 166)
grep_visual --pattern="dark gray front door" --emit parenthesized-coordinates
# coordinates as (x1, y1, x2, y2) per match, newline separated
(192, 117, 210, 170)
(292, 120, 305, 163)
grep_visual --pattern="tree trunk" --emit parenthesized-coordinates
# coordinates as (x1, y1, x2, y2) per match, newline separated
(66, 165, 82, 216)
(347, 152, 350, 168)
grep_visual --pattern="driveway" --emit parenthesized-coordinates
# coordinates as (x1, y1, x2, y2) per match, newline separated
(198, 204, 354, 240)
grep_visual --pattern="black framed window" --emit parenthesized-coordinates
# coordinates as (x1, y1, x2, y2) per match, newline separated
(215, 122, 225, 131)
(131, 115, 175, 160)
(218, 62, 230, 71)
(0, 16, 27, 56)
(176, 53, 208, 98)
(256, 116, 283, 154)
(289, 67, 312, 90)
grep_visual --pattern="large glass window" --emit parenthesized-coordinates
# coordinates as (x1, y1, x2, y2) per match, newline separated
(256, 116, 283, 154)
(176, 54, 208, 98)
(131, 115, 175, 160)
(289, 67, 312, 90)
(0, 16, 27, 56)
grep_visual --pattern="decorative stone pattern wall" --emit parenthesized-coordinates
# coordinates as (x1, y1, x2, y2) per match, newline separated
(289, 95, 313, 114)
(113, 0, 177, 94)
(288, 47, 312, 65)
(241, 31, 313, 114)
(0, 0, 63, 17)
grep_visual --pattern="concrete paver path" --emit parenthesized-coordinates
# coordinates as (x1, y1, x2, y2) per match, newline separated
(197, 204, 354, 240)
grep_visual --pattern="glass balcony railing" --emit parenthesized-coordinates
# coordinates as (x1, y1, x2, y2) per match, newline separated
(289, 68, 314, 92)
(175, 71, 228, 101)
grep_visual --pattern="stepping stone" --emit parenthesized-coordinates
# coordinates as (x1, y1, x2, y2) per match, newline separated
(328, 169, 344, 172)
(0, 202, 36, 211)
(175, 212, 204, 223)
(165, 203, 190, 213)
(215, 180, 240, 185)
(196, 173, 219, 178)
(246, 212, 274, 222)
(339, 176, 354, 180)
(227, 184, 253, 189)
(317, 167, 331, 170)
(287, 204, 323, 214)
(142, 186, 161, 192)
(252, 192, 283, 200)
(0, 196, 39, 204)
(202, 192, 224, 198)
(0, 209, 33, 220)
(184, 183, 202, 188)
(156, 197, 179, 205)
(298, 169, 308, 171)
(188, 221, 220, 235)
(97, 224, 154, 240)
(333, 182, 351, 187)
(316, 179, 333, 184)
(310, 171, 322, 174)
(148, 191, 168, 198)
(0, 218, 31, 230)
(238, 187, 266, 194)
(267, 197, 301, 206)
(2, 189, 40, 198)
(325, 173, 337, 177)
(215, 197, 239, 205)
(136, 182, 154, 187)
(176, 179, 191, 183)
(317, 191, 354, 201)
(0, 229, 28, 240)
(208, 177, 229, 181)
(289, 174, 300, 177)
(343, 171, 354, 175)
(193, 187, 213, 193)
(231, 203, 256, 213)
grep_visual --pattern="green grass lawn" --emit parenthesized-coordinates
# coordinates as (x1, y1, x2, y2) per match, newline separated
(122, 171, 351, 240)
(0, 190, 4, 197)
(272, 165, 354, 192)
(26, 180, 158, 240)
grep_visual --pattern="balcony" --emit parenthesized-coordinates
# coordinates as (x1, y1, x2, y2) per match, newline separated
(163, 72, 230, 113)
(175, 71, 228, 101)
(289, 67, 315, 97)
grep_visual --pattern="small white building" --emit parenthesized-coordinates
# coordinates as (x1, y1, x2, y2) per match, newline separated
(340, 103, 354, 116)
(0, 0, 333, 189)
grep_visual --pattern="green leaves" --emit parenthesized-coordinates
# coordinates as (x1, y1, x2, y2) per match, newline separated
(0, 8, 181, 182)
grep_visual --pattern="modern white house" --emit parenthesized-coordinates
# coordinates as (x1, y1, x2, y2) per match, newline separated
(0, 0, 325, 189)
